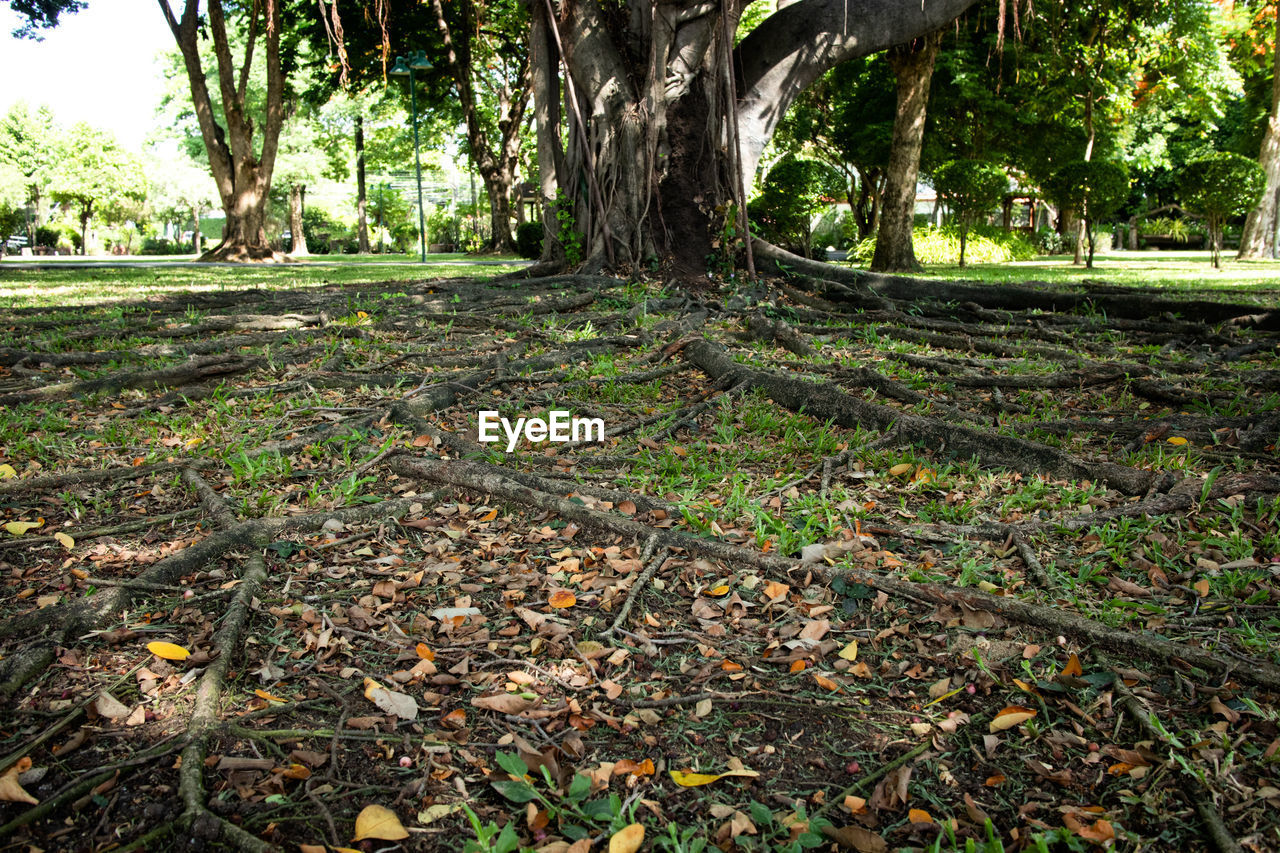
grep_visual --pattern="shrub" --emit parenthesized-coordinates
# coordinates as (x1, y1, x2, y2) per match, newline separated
(932, 159, 1008, 267)
(301, 207, 352, 254)
(140, 237, 193, 255)
(1032, 228, 1066, 255)
(1181, 152, 1266, 268)
(852, 225, 1036, 266)
(748, 155, 845, 257)
(1044, 159, 1129, 267)
(516, 222, 544, 259)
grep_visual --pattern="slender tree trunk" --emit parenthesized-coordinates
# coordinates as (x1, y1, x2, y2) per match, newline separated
(870, 29, 943, 273)
(191, 205, 202, 255)
(355, 114, 370, 254)
(289, 184, 308, 256)
(79, 205, 90, 256)
(1239, 15, 1280, 260)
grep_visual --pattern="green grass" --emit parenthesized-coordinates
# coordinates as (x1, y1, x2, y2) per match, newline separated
(0, 254, 526, 308)
(848, 250, 1280, 299)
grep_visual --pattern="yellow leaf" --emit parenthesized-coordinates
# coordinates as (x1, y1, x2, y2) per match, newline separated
(888, 463, 913, 477)
(1062, 653, 1083, 678)
(669, 767, 759, 787)
(185, 436, 203, 449)
(924, 686, 964, 708)
(609, 823, 645, 853)
(708, 585, 731, 597)
(254, 689, 287, 703)
(147, 641, 191, 661)
(908, 808, 934, 824)
(353, 804, 409, 841)
(0, 757, 38, 804)
(418, 802, 464, 825)
(549, 590, 577, 608)
(989, 706, 1037, 732)
(4, 519, 43, 536)
(54, 532, 75, 550)
(1166, 436, 1188, 446)
(0, 464, 16, 479)
(837, 641, 859, 661)
(479, 508, 498, 522)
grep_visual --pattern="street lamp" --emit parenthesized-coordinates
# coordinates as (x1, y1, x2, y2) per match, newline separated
(389, 50, 433, 262)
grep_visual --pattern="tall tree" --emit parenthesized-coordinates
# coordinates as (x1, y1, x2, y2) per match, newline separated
(523, 0, 978, 277)
(0, 102, 60, 243)
(1238, 2, 1280, 259)
(158, 0, 287, 261)
(47, 123, 146, 254)
(870, 29, 945, 272)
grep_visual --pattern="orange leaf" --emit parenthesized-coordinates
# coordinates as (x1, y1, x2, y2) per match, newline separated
(416, 643, 436, 661)
(352, 804, 409, 841)
(1194, 579, 1210, 597)
(708, 585, 731, 597)
(843, 795, 867, 814)
(985, 774, 1006, 787)
(254, 689, 288, 703)
(479, 508, 499, 522)
(908, 808, 934, 824)
(721, 660, 743, 673)
(762, 581, 790, 601)
(789, 660, 806, 673)
(441, 708, 467, 729)
(1062, 653, 1083, 677)
(812, 673, 840, 692)
(989, 706, 1037, 732)
(850, 662, 872, 678)
(549, 590, 577, 609)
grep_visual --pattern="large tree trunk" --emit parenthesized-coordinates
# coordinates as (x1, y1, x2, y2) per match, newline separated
(355, 114, 370, 254)
(527, 0, 975, 279)
(870, 30, 943, 273)
(1239, 16, 1280, 260)
(159, 0, 286, 263)
(289, 183, 308, 256)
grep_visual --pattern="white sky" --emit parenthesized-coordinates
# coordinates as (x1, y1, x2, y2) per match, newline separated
(0, 0, 175, 152)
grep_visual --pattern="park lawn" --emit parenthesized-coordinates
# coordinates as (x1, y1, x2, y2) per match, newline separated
(0, 254, 527, 309)
(0, 262, 1277, 851)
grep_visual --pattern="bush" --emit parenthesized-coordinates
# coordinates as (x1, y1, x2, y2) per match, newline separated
(516, 222, 544, 259)
(1032, 228, 1066, 255)
(139, 237, 193, 255)
(301, 207, 352, 254)
(1181, 152, 1266, 267)
(932, 159, 1008, 267)
(748, 155, 845, 257)
(852, 225, 1036, 265)
(35, 225, 60, 248)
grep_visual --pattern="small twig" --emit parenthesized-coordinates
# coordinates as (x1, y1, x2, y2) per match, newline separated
(600, 535, 665, 639)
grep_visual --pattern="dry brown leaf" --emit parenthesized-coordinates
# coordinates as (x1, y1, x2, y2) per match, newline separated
(0, 757, 38, 805)
(93, 692, 131, 720)
(353, 804, 409, 841)
(472, 693, 538, 714)
(1061, 653, 1083, 677)
(822, 824, 887, 852)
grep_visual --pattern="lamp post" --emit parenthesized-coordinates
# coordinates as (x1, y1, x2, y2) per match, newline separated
(389, 51, 433, 262)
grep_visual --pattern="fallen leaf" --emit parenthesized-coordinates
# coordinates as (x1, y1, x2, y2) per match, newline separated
(908, 808, 934, 824)
(1166, 436, 1188, 446)
(1194, 579, 1211, 598)
(822, 824, 886, 852)
(4, 519, 43, 536)
(441, 708, 467, 729)
(0, 464, 16, 479)
(93, 693, 131, 720)
(708, 585, 731, 597)
(609, 823, 645, 853)
(843, 795, 867, 814)
(254, 689, 288, 703)
(416, 643, 436, 661)
(54, 532, 75, 549)
(147, 641, 191, 661)
(762, 581, 790, 601)
(669, 766, 760, 787)
(790, 660, 806, 673)
(549, 590, 577, 609)
(989, 706, 1037, 732)
(472, 693, 538, 714)
(813, 673, 840, 692)
(418, 802, 464, 825)
(888, 463, 913, 477)
(837, 640, 859, 661)
(362, 679, 419, 720)
(0, 757, 38, 804)
(1062, 653, 1083, 678)
(353, 804, 409, 841)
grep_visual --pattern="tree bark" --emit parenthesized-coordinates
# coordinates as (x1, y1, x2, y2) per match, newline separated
(355, 114, 370, 254)
(431, 0, 528, 254)
(527, 0, 976, 278)
(870, 30, 943, 273)
(158, 0, 286, 262)
(191, 204, 202, 255)
(79, 203, 90, 256)
(1239, 14, 1280, 260)
(289, 183, 308, 256)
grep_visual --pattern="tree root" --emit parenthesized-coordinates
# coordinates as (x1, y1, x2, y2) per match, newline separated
(682, 338, 1162, 495)
(1114, 679, 1243, 853)
(0, 509, 202, 552)
(600, 535, 665, 638)
(0, 354, 260, 407)
(393, 453, 1280, 691)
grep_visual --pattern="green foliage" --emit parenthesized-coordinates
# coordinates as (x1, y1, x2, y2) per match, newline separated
(1180, 151, 1266, 267)
(301, 207, 355, 254)
(853, 226, 1037, 265)
(48, 123, 147, 253)
(554, 190, 583, 266)
(516, 222, 544, 259)
(0, 163, 25, 251)
(748, 155, 845, 257)
(481, 750, 636, 846)
(1045, 160, 1130, 223)
(932, 160, 1008, 265)
(1181, 152, 1267, 222)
